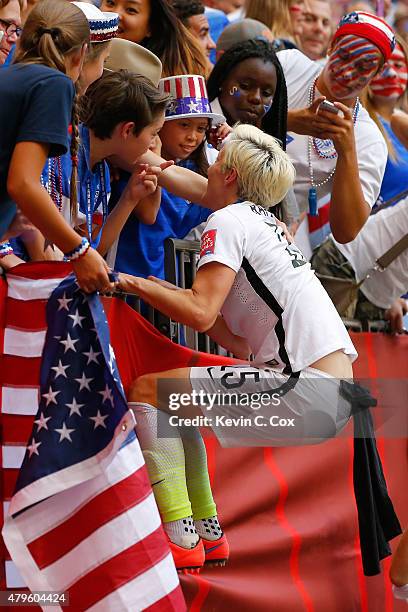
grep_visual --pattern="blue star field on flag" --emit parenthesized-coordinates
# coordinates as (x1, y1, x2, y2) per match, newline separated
(15, 275, 133, 494)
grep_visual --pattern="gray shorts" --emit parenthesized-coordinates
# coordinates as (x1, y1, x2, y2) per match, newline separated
(189, 365, 352, 447)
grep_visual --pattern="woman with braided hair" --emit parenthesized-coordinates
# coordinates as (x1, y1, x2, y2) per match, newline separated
(207, 38, 288, 153)
(0, 0, 116, 293)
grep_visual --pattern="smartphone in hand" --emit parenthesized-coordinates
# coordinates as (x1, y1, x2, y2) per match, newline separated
(318, 100, 340, 115)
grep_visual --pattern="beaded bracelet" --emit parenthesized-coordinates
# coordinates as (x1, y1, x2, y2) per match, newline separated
(63, 237, 90, 262)
(0, 242, 14, 259)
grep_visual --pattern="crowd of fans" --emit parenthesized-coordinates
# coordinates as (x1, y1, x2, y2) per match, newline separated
(1, 0, 408, 594)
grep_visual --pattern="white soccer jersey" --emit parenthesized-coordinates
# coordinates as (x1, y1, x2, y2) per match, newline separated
(197, 202, 357, 372)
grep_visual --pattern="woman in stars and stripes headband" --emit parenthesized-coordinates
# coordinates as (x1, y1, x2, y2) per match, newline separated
(332, 10, 396, 61)
(71, 2, 119, 94)
(270, 10, 398, 257)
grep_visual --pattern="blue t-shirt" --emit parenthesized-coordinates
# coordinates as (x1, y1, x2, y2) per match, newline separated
(111, 166, 211, 279)
(377, 117, 408, 205)
(11, 125, 110, 258)
(0, 63, 74, 237)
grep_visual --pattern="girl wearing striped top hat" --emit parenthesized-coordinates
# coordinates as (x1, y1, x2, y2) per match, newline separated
(109, 73, 227, 282)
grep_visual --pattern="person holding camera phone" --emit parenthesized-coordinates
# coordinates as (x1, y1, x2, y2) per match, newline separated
(277, 11, 395, 259)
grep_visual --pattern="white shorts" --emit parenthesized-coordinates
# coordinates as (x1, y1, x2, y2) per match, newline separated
(189, 365, 352, 447)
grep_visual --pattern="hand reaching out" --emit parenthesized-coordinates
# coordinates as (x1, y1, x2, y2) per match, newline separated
(1, 211, 36, 242)
(116, 272, 141, 294)
(207, 122, 232, 150)
(125, 161, 175, 204)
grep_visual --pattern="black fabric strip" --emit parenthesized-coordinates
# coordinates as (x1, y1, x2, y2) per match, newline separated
(242, 258, 293, 374)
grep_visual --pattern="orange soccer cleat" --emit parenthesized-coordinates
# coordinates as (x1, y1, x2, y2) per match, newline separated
(167, 537, 205, 573)
(202, 533, 230, 567)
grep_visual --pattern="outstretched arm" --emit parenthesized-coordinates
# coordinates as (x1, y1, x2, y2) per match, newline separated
(139, 275, 251, 358)
(143, 150, 210, 206)
(117, 261, 236, 332)
(109, 150, 211, 208)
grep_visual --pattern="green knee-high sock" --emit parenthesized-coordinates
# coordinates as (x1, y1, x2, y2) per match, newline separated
(179, 425, 217, 521)
(130, 402, 192, 523)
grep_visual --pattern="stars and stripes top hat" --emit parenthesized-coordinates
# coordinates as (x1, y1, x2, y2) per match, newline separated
(159, 75, 225, 125)
(332, 11, 396, 60)
(72, 2, 119, 43)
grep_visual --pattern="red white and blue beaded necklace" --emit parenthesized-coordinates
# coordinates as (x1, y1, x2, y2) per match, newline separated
(307, 77, 360, 215)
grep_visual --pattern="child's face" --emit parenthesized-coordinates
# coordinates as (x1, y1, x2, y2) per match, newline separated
(119, 111, 166, 164)
(79, 42, 112, 95)
(100, 0, 151, 43)
(159, 117, 209, 161)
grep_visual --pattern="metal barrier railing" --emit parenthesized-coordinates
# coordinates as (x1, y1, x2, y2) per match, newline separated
(118, 238, 231, 355)
(164, 238, 231, 354)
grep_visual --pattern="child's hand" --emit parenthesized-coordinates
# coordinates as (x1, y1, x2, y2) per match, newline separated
(126, 162, 175, 203)
(2, 211, 35, 241)
(216, 123, 233, 141)
(126, 164, 159, 202)
(207, 122, 232, 150)
(72, 247, 114, 294)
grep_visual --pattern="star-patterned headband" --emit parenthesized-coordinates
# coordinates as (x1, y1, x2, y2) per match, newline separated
(332, 11, 396, 60)
(72, 2, 119, 43)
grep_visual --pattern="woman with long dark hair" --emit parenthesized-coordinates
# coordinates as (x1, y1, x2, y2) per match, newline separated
(100, 0, 208, 76)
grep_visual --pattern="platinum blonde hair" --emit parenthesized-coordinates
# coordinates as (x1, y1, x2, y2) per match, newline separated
(221, 124, 295, 208)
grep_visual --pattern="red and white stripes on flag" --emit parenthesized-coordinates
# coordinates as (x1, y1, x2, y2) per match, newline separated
(308, 193, 331, 252)
(0, 262, 185, 611)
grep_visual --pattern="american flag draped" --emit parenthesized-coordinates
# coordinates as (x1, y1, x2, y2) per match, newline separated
(0, 262, 184, 611)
